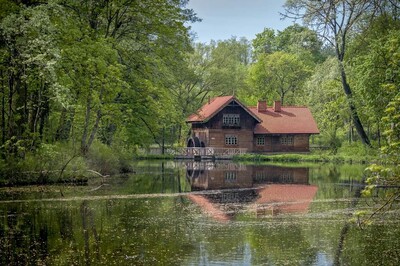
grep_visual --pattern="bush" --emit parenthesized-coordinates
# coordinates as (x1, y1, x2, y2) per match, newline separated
(0, 142, 88, 185)
(86, 141, 134, 175)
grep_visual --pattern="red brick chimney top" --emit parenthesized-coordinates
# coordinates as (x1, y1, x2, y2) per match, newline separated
(257, 100, 267, 112)
(273, 101, 281, 112)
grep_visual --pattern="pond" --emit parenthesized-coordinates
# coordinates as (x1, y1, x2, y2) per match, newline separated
(1, 161, 399, 265)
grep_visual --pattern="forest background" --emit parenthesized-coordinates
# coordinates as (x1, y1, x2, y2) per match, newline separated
(0, 0, 399, 189)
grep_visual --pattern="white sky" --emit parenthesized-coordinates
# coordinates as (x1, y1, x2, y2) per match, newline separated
(186, 0, 294, 43)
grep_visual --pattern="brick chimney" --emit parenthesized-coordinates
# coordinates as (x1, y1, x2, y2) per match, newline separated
(257, 100, 267, 112)
(273, 101, 281, 112)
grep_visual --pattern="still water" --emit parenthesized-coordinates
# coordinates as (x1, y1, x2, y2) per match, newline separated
(1, 161, 399, 265)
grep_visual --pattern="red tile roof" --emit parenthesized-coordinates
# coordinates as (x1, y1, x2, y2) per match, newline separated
(255, 184, 318, 214)
(187, 194, 230, 222)
(187, 184, 318, 220)
(249, 106, 320, 134)
(187, 95, 261, 123)
(187, 96, 319, 135)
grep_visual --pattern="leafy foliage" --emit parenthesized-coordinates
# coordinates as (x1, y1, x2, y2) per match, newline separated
(363, 94, 400, 220)
(0, 0, 400, 189)
(0, 0, 199, 179)
(248, 51, 311, 105)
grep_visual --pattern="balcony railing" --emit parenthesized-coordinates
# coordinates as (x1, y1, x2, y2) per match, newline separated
(174, 147, 248, 158)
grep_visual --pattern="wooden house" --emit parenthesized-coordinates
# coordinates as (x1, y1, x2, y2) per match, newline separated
(186, 163, 318, 220)
(186, 96, 319, 153)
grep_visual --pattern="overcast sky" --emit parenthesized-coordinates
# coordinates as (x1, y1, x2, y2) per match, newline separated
(186, 0, 294, 43)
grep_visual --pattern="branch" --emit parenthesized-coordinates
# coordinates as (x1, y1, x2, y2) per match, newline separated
(140, 117, 161, 146)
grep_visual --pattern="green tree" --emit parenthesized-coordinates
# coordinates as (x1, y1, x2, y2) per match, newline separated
(364, 94, 400, 220)
(0, 4, 62, 155)
(284, 0, 374, 146)
(168, 37, 252, 143)
(52, 0, 198, 152)
(349, 15, 400, 146)
(275, 24, 324, 63)
(0, 0, 199, 178)
(362, 13, 400, 219)
(248, 51, 311, 105)
(251, 24, 323, 63)
(252, 28, 277, 59)
(304, 57, 346, 152)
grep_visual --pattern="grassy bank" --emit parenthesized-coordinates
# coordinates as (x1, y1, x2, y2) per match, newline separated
(0, 141, 135, 186)
(133, 154, 175, 160)
(234, 143, 379, 164)
(234, 151, 376, 164)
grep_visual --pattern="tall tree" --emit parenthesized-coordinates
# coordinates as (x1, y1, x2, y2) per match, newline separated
(251, 24, 323, 63)
(252, 28, 277, 60)
(284, 0, 374, 146)
(349, 15, 400, 146)
(304, 57, 347, 152)
(53, 0, 198, 152)
(248, 51, 311, 105)
(275, 24, 324, 63)
(0, 4, 61, 155)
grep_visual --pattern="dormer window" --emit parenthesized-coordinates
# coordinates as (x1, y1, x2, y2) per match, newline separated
(223, 114, 240, 127)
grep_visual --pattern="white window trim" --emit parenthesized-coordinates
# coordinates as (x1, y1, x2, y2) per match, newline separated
(280, 135, 294, 145)
(225, 135, 238, 145)
(223, 114, 240, 126)
(256, 136, 265, 146)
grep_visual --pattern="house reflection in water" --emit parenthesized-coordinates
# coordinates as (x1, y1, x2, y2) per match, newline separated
(186, 162, 318, 221)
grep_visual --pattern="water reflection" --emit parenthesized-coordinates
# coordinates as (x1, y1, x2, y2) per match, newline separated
(1, 161, 400, 265)
(186, 162, 318, 221)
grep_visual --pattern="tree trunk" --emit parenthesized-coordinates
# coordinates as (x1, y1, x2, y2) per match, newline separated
(377, 121, 381, 147)
(39, 86, 50, 140)
(81, 85, 104, 156)
(7, 71, 15, 139)
(280, 93, 285, 106)
(338, 61, 371, 147)
(87, 108, 102, 151)
(1, 70, 5, 146)
(81, 93, 92, 155)
(161, 126, 165, 155)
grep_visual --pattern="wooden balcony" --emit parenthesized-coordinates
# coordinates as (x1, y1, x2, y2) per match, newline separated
(174, 147, 248, 160)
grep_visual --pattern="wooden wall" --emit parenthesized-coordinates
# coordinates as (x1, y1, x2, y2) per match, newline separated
(188, 164, 310, 191)
(253, 134, 311, 153)
(192, 103, 258, 150)
(189, 103, 312, 153)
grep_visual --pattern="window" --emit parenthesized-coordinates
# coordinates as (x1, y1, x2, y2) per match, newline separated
(223, 114, 240, 127)
(224, 171, 237, 182)
(256, 136, 265, 146)
(280, 135, 294, 145)
(255, 171, 267, 182)
(225, 135, 238, 145)
(281, 172, 293, 183)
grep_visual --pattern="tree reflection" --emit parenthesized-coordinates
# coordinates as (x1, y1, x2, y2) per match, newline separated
(0, 162, 399, 265)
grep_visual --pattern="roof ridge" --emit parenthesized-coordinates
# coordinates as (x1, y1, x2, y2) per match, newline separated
(208, 95, 234, 104)
(249, 105, 308, 108)
(281, 106, 308, 108)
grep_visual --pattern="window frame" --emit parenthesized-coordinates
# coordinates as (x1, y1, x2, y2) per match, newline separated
(225, 135, 238, 145)
(224, 171, 237, 182)
(256, 136, 265, 146)
(280, 135, 294, 145)
(222, 114, 240, 127)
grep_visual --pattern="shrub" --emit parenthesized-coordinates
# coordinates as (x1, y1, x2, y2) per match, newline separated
(86, 141, 134, 175)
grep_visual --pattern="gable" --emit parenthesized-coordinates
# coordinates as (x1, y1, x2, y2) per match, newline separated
(187, 96, 261, 123)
